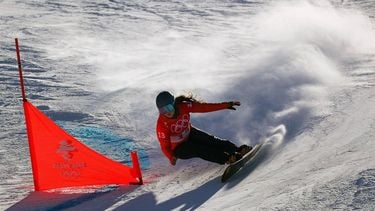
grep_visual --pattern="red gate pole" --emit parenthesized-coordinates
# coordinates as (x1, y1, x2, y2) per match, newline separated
(15, 38, 39, 190)
(131, 151, 143, 185)
(15, 38, 27, 102)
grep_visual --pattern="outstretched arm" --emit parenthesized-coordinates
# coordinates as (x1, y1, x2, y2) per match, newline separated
(187, 101, 241, 113)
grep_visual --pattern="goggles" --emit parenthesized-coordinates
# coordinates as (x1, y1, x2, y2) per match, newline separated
(159, 104, 175, 114)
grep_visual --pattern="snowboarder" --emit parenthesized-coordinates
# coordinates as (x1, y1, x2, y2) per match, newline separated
(155, 91, 252, 166)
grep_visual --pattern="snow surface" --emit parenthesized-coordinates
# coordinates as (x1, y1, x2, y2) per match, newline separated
(1, 0, 375, 210)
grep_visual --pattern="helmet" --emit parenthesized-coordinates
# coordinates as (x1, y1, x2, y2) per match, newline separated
(156, 91, 175, 114)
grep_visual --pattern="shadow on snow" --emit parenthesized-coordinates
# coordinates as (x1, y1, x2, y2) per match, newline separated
(117, 144, 277, 210)
(7, 186, 137, 211)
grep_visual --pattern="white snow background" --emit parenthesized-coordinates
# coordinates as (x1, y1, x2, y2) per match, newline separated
(1, 0, 375, 210)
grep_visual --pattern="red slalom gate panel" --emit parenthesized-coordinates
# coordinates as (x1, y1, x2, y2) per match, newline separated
(15, 38, 142, 191)
(23, 101, 142, 191)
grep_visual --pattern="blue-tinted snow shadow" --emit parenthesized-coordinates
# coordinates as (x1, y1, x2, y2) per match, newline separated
(115, 177, 223, 210)
(116, 141, 282, 211)
(57, 123, 150, 169)
(7, 186, 138, 211)
(115, 149, 271, 210)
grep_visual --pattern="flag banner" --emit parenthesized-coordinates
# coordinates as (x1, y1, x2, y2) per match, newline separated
(23, 101, 142, 191)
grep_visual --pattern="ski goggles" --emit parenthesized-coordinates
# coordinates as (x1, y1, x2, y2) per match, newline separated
(159, 104, 175, 114)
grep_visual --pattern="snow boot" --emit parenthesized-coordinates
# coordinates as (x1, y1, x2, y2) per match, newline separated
(226, 152, 243, 164)
(237, 145, 252, 156)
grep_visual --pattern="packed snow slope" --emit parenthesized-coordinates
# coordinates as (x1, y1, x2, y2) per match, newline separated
(1, 0, 375, 210)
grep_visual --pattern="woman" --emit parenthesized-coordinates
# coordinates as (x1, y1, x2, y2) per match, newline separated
(155, 91, 252, 166)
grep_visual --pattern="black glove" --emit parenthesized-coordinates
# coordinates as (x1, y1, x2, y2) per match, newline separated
(228, 101, 241, 110)
(170, 156, 177, 166)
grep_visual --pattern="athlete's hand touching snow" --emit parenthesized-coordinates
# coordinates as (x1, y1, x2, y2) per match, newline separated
(170, 156, 177, 166)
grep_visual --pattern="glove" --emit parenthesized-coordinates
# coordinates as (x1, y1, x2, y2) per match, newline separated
(228, 101, 241, 110)
(170, 156, 177, 166)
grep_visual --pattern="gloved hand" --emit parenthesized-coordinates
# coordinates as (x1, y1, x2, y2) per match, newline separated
(228, 101, 241, 110)
(170, 156, 177, 166)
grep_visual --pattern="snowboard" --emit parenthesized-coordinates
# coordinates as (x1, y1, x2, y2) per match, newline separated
(221, 143, 263, 182)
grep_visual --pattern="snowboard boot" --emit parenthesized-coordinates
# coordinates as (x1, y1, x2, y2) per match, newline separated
(226, 152, 243, 164)
(237, 145, 252, 156)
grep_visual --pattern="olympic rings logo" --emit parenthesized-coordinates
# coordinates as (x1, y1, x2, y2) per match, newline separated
(171, 114, 189, 133)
